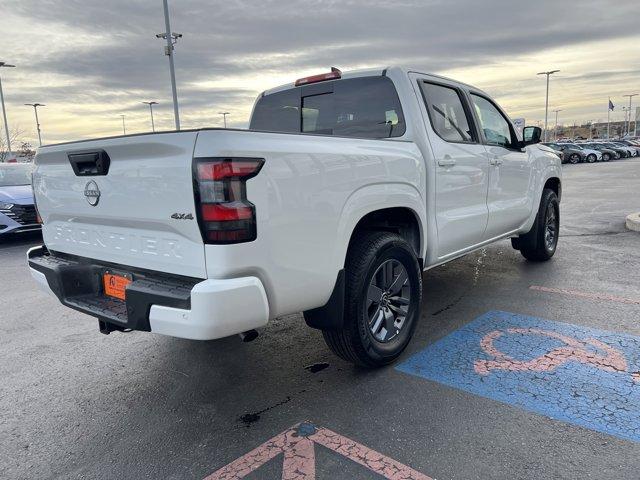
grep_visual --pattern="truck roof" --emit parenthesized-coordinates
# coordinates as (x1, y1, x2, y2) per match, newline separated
(261, 66, 485, 97)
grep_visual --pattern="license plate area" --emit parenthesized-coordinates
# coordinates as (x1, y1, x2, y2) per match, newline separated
(102, 271, 132, 300)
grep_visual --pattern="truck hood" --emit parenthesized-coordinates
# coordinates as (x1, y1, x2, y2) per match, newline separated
(0, 185, 34, 204)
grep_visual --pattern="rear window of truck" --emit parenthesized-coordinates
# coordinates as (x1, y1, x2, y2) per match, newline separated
(250, 76, 406, 139)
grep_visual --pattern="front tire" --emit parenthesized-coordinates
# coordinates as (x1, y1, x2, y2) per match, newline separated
(322, 231, 422, 367)
(587, 154, 597, 163)
(602, 153, 611, 162)
(569, 153, 580, 164)
(516, 188, 559, 262)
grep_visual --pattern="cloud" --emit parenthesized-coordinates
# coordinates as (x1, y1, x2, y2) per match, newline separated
(1, 0, 639, 143)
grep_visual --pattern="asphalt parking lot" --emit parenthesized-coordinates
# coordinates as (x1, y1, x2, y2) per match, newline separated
(2, 159, 640, 480)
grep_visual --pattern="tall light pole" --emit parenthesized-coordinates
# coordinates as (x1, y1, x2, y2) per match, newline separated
(156, 0, 181, 131)
(0, 62, 16, 158)
(24, 103, 45, 146)
(623, 94, 638, 137)
(142, 101, 158, 132)
(218, 111, 230, 128)
(120, 115, 126, 135)
(552, 109, 562, 140)
(537, 70, 560, 142)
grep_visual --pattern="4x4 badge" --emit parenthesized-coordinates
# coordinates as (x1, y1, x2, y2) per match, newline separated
(171, 213, 194, 220)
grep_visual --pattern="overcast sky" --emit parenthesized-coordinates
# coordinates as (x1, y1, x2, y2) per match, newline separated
(1, 0, 639, 145)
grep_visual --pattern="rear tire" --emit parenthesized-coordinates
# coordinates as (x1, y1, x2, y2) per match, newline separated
(517, 188, 559, 262)
(569, 154, 580, 164)
(587, 154, 596, 163)
(322, 231, 422, 367)
(602, 153, 611, 162)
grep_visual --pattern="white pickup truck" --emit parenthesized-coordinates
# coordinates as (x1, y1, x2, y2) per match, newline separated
(28, 67, 561, 367)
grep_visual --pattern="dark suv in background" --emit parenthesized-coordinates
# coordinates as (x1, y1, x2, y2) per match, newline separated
(545, 143, 585, 164)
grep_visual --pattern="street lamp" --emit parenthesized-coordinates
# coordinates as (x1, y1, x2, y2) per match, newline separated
(142, 101, 158, 132)
(0, 61, 16, 158)
(552, 109, 562, 141)
(120, 115, 126, 135)
(623, 94, 638, 137)
(537, 70, 560, 142)
(24, 103, 45, 146)
(156, 0, 182, 131)
(219, 111, 230, 128)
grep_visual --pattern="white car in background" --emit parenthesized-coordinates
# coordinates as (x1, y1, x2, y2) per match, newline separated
(611, 142, 639, 157)
(576, 145, 602, 163)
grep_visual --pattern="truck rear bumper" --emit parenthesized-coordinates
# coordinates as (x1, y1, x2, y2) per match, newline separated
(147, 277, 269, 340)
(27, 246, 269, 340)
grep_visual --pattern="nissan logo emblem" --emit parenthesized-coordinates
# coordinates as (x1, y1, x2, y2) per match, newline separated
(84, 180, 101, 206)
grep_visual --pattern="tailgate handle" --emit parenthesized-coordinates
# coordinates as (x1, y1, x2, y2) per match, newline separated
(68, 150, 111, 176)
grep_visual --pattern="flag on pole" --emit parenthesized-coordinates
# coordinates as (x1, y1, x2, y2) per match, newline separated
(609, 99, 615, 111)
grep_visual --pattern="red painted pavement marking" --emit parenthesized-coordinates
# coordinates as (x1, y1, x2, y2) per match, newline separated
(204, 422, 432, 480)
(474, 327, 640, 382)
(530, 285, 640, 305)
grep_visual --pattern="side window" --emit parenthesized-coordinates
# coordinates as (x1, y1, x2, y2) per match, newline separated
(420, 82, 475, 143)
(471, 94, 518, 149)
(249, 88, 300, 133)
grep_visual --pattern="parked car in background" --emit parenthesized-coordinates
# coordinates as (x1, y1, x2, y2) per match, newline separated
(602, 142, 632, 158)
(612, 141, 640, 157)
(569, 143, 601, 163)
(584, 143, 618, 161)
(0, 163, 40, 237)
(546, 142, 585, 164)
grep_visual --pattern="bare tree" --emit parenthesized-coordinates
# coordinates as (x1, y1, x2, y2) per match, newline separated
(19, 141, 35, 161)
(0, 126, 26, 162)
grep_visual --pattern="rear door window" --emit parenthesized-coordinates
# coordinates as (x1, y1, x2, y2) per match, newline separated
(250, 76, 406, 139)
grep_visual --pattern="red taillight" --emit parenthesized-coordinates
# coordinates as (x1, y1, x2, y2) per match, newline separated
(294, 67, 342, 87)
(197, 161, 262, 181)
(201, 203, 253, 221)
(194, 158, 264, 244)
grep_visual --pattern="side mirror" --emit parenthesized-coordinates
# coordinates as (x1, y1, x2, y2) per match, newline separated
(522, 126, 542, 146)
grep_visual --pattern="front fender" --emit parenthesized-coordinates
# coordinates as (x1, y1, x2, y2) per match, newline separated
(520, 160, 562, 234)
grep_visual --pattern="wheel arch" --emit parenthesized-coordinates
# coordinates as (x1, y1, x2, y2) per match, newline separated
(347, 207, 423, 269)
(306, 186, 426, 332)
(334, 183, 426, 271)
(544, 176, 561, 202)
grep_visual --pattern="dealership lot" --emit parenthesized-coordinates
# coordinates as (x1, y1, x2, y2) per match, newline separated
(2, 159, 640, 479)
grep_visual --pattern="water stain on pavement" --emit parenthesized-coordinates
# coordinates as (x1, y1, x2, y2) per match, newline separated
(304, 362, 329, 373)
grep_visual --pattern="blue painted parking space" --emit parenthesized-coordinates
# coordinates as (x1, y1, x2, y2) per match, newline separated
(397, 310, 640, 442)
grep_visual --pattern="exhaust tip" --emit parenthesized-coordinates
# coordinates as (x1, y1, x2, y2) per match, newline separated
(239, 329, 259, 343)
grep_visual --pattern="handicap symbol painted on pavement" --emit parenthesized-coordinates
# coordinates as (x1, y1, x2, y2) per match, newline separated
(204, 421, 432, 479)
(396, 311, 640, 443)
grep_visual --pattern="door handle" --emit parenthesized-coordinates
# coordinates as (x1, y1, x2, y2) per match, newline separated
(438, 155, 456, 167)
(489, 156, 503, 166)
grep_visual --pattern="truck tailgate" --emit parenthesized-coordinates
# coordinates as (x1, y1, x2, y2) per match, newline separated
(33, 132, 207, 278)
